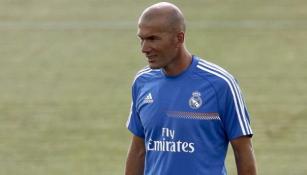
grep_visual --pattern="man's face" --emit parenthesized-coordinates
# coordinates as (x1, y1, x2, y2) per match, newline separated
(137, 20, 179, 69)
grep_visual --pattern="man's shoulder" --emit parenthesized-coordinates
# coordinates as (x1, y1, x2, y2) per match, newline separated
(132, 66, 161, 85)
(193, 57, 236, 89)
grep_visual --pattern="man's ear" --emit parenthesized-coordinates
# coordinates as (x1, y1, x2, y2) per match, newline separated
(176, 32, 185, 47)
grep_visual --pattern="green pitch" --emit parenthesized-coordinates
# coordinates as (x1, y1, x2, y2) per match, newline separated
(0, 0, 306, 174)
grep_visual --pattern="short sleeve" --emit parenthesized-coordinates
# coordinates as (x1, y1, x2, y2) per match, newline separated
(219, 79, 253, 140)
(126, 83, 145, 138)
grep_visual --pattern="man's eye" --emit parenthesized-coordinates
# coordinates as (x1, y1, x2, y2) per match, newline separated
(148, 37, 155, 41)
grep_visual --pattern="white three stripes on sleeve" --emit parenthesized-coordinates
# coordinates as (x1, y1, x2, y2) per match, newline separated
(126, 101, 133, 128)
(197, 60, 252, 135)
(127, 67, 159, 128)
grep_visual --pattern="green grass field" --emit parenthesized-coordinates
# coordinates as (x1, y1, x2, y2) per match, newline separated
(1, 0, 307, 174)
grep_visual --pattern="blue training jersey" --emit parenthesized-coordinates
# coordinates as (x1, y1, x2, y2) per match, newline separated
(126, 56, 253, 175)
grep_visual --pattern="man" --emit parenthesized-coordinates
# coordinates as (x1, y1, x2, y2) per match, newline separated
(125, 2, 257, 175)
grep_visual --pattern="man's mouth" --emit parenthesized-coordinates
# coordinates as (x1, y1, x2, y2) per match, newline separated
(146, 55, 156, 59)
(146, 55, 156, 62)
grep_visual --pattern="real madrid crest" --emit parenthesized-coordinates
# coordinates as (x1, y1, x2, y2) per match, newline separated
(189, 91, 203, 109)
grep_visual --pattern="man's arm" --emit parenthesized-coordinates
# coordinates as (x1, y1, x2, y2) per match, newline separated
(125, 135, 146, 175)
(231, 136, 257, 175)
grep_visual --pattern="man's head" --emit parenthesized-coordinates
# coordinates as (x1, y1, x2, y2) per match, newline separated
(137, 2, 187, 69)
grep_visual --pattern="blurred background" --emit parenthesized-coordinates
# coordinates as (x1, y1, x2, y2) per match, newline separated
(0, 0, 307, 174)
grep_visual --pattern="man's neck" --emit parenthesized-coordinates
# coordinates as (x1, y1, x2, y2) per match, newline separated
(163, 50, 192, 76)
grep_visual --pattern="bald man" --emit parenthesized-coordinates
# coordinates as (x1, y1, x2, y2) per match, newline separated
(125, 2, 257, 175)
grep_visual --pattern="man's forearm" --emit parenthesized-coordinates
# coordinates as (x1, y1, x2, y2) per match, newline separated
(235, 151, 257, 175)
(232, 137, 257, 175)
(125, 136, 145, 175)
(125, 148, 145, 175)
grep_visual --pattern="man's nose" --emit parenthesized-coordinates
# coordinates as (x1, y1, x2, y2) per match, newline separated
(141, 40, 151, 54)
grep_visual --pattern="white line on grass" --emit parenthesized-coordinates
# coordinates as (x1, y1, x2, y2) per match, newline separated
(0, 20, 307, 30)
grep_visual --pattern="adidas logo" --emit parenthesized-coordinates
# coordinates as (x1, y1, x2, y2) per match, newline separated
(144, 93, 154, 104)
